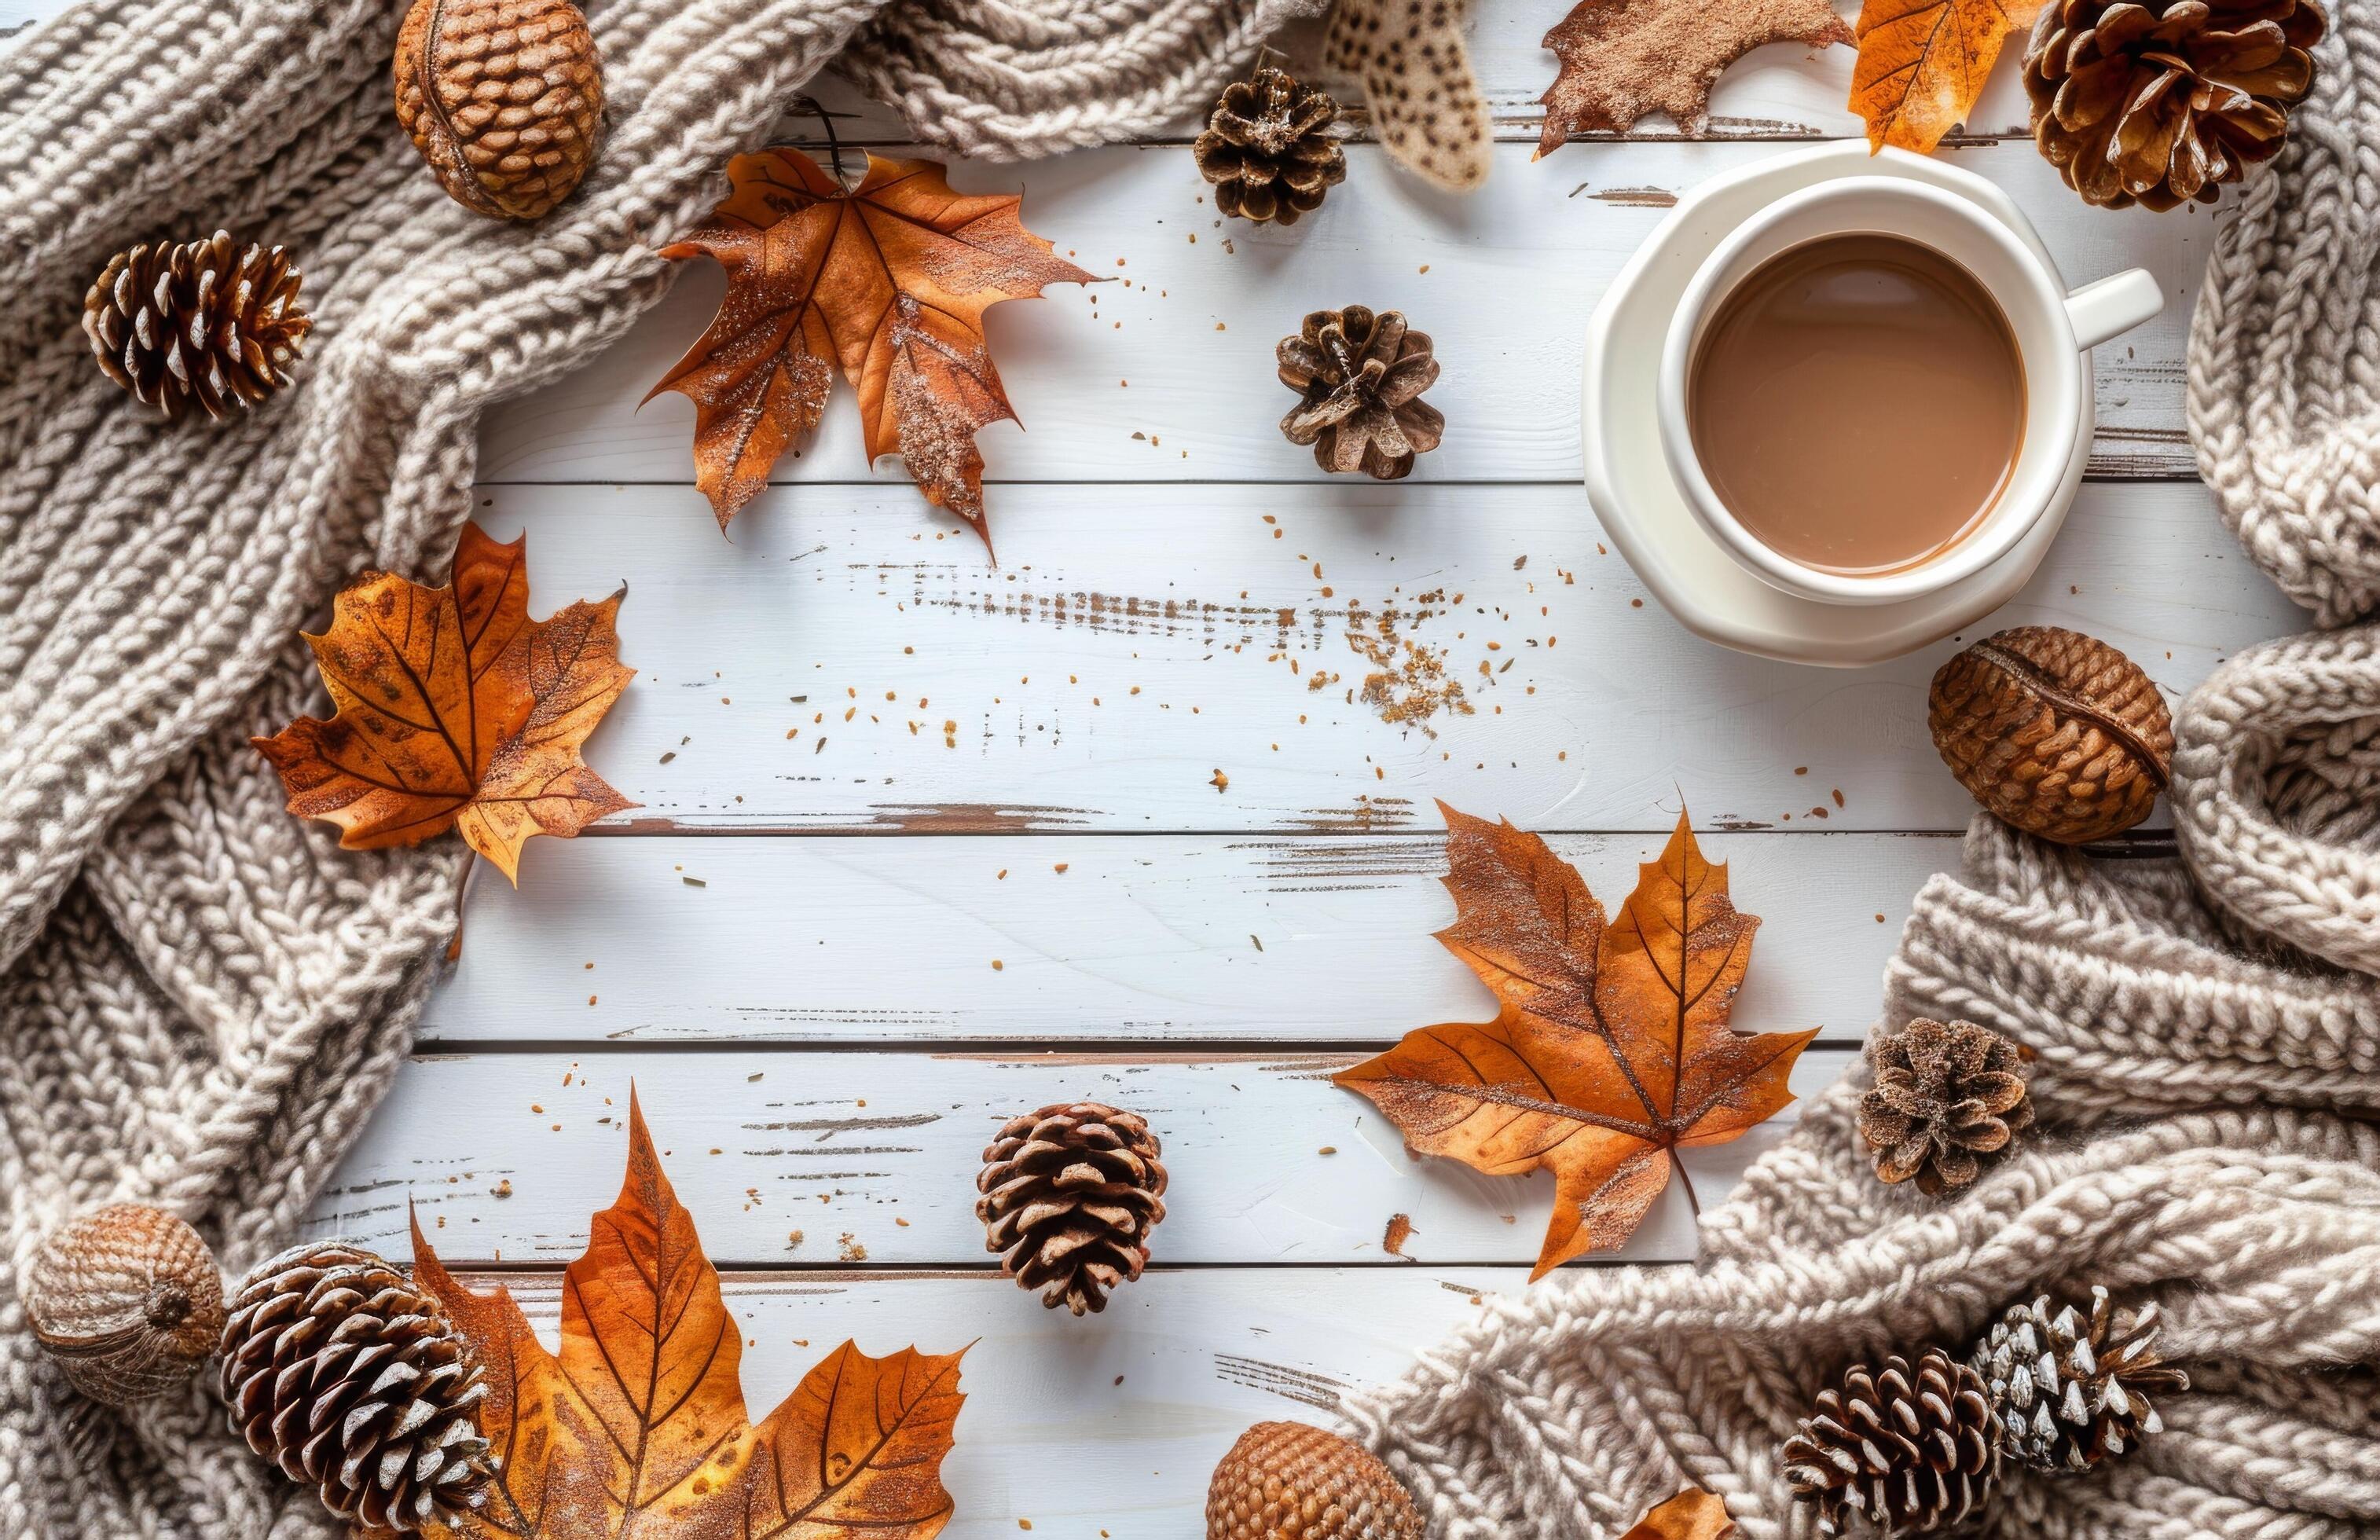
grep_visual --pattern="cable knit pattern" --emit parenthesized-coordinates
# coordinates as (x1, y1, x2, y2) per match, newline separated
(838, 0, 1329, 159)
(2187, 6, 2380, 629)
(0, 2, 1293, 1534)
(1343, 28, 2380, 1533)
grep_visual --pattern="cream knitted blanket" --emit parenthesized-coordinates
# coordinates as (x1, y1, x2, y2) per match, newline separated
(1342, 13, 2380, 1538)
(0, 2, 1304, 1534)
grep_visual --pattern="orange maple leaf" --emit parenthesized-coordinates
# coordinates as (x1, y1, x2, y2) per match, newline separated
(254, 523, 635, 884)
(1850, 0, 2044, 155)
(648, 149, 1095, 556)
(1334, 803, 1816, 1278)
(412, 1090, 967, 1540)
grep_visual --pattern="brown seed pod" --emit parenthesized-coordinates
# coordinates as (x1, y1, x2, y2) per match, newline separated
(23, 1204, 226, 1406)
(394, 0, 603, 221)
(1206, 1421, 1423, 1540)
(1928, 625, 2172, 844)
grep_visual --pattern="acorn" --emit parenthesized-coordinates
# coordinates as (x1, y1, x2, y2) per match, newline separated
(24, 1204, 226, 1406)
(1928, 625, 2172, 844)
(1206, 1421, 1423, 1539)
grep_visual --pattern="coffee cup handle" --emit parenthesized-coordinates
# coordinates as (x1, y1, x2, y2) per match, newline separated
(2064, 268, 2165, 350)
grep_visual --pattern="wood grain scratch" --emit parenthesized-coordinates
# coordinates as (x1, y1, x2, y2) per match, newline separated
(1212, 1353, 1348, 1410)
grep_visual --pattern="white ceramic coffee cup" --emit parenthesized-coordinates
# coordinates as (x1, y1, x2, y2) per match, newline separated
(1656, 177, 2162, 607)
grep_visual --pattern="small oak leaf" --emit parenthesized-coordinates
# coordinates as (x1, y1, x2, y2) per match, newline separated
(1334, 803, 1815, 1278)
(649, 149, 1094, 556)
(1537, 0, 1853, 150)
(254, 523, 634, 884)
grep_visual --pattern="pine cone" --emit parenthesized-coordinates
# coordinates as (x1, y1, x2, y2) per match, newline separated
(1196, 67, 1347, 226)
(2024, 0, 2326, 211)
(220, 1242, 493, 1531)
(1206, 1421, 1424, 1539)
(1278, 306, 1444, 480)
(82, 233, 310, 420)
(396, 0, 605, 220)
(1970, 1285, 2187, 1474)
(1860, 1018, 2036, 1196)
(24, 1204, 224, 1408)
(1783, 1349, 2003, 1536)
(977, 1102, 1167, 1315)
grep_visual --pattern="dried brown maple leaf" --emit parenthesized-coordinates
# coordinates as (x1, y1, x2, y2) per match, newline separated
(1624, 1487, 1739, 1539)
(255, 523, 634, 884)
(1536, 0, 1853, 151)
(1334, 803, 1816, 1278)
(1851, 0, 2042, 154)
(649, 149, 1095, 556)
(412, 1089, 967, 1540)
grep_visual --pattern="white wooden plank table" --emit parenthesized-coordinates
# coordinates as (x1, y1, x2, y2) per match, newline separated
(270, 11, 2290, 1535)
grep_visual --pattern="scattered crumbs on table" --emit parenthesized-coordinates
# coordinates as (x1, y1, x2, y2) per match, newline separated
(1318, 1146, 1337, 1156)
(682, 875, 706, 888)
(1383, 1213, 1415, 1258)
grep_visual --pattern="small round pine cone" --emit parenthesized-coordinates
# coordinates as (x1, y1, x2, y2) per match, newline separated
(1860, 1018, 2036, 1196)
(220, 1241, 493, 1531)
(977, 1102, 1167, 1315)
(1206, 1421, 1423, 1539)
(1195, 66, 1346, 226)
(1277, 306, 1443, 480)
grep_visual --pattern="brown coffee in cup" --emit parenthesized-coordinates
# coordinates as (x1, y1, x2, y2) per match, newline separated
(1686, 233, 2026, 577)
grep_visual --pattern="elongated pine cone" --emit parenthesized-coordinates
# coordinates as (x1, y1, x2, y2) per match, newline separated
(1278, 306, 1444, 480)
(1970, 1285, 2187, 1473)
(1929, 625, 2173, 844)
(2025, 0, 2325, 211)
(1860, 1018, 2036, 1196)
(82, 233, 310, 420)
(220, 1242, 493, 1531)
(1196, 67, 1345, 226)
(1783, 1348, 2003, 1535)
(24, 1204, 225, 1407)
(1206, 1421, 1424, 1539)
(977, 1102, 1167, 1315)
(396, 0, 604, 219)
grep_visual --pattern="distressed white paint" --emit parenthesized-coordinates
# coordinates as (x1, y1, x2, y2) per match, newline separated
(479, 141, 2212, 490)
(445, 1266, 1520, 1536)
(313, 1048, 1856, 1265)
(478, 481, 2290, 834)
(69, 4, 2230, 1529)
(427, 831, 1941, 1043)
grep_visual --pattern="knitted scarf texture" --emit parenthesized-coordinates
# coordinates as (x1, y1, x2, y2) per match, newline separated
(0, 2, 1305, 1533)
(1343, 13, 2380, 1537)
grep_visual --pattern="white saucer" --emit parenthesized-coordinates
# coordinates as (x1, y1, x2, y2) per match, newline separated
(1582, 142, 2095, 667)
